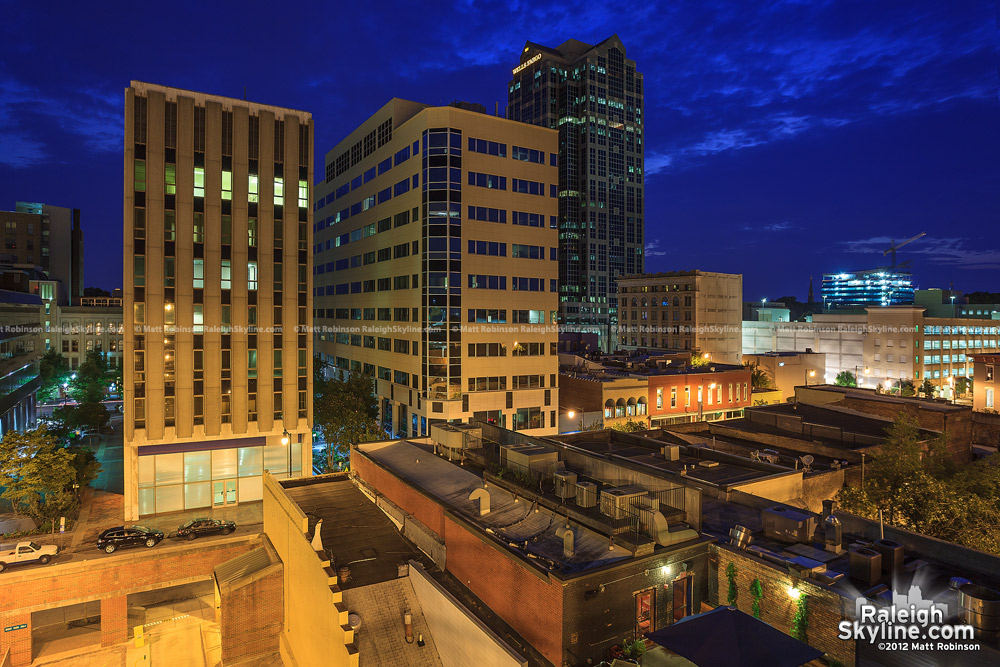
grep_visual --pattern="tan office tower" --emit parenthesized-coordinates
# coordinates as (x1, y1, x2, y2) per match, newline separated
(314, 100, 559, 435)
(124, 82, 312, 520)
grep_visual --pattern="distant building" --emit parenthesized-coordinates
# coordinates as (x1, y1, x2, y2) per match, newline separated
(559, 351, 751, 431)
(915, 288, 1000, 319)
(971, 353, 998, 412)
(508, 35, 644, 350)
(124, 82, 313, 519)
(29, 279, 123, 372)
(743, 350, 826, 403)
(820, 268, 913, 308)
(0, 202, 84, 305)
(617, 271, 743, 364)
(313, 99, 560, 436)
(743, 306, 1000, 397)
(0, 289, 43, 436)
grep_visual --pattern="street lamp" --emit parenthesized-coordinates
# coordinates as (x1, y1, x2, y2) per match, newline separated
(807, 370, 816, 386)
(854, 366, 870, 388)
(281, 429, 290, 446)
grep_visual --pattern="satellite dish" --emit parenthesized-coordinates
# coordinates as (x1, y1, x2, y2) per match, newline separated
(800, 455, 814, 471)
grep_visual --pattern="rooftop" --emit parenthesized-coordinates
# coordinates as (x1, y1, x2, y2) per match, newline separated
(799, 384, 969, 413)
(281, 475, 430, 589)
(356, 439, 634, 576)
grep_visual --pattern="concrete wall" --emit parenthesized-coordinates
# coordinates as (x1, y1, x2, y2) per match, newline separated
(408, 562, 526, 667)
(712, 544, 855, 667)
(263, 473, 357, 667)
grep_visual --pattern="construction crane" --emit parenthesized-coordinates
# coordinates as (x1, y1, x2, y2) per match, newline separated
(883, 232, 926, 270)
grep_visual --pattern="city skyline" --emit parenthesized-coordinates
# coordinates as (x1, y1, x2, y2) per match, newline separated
(1, 1, 996, 300)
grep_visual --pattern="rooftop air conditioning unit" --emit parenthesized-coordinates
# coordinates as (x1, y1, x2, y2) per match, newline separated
(761, 506, 816, 543)
(661, 445, 681, 461)
(599, 486, 647, 520)
(849, 547, 883, 587)
(553, 471, 578, 500)
(576, 481, 598, 508)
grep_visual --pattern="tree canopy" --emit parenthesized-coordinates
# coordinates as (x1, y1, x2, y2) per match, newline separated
(835, 370, 857, 387)
(313, 358, 385, 472)
(837, 414, 1000, 553)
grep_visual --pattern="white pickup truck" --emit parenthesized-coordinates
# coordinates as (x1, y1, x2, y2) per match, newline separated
(0, 541, 58, 572)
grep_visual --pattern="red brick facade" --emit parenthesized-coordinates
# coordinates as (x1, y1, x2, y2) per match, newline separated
(101, 596, 129, 646)
(647, 369, 751, 421)
(0, 538, 258, 666)
(714, 545, 854, 666)
(0, 612, 31, 666)
(351, 451, 446, 537)
(219, 566, 284, 663)
(443, 516, 564, 666)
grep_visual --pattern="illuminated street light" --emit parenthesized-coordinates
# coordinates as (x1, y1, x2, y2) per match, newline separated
(281, 429, 290, 446)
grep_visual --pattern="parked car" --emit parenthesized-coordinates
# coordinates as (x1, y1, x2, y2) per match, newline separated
(96, 526, 164, 553)
(175, 518, 236, 540)
(0, 541, 59, 572)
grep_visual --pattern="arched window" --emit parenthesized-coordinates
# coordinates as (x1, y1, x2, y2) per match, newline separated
(637, 397, 648, 415)
(615, 398, 627, 419)
(626, 397, 637, 416)
(604, 399, 615, 419)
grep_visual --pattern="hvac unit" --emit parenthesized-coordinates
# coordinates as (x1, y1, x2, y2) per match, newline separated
(599, 486, 647, 520)
(872, 539, 904, 578)
(849, 547, 883, 587)
(761, 506, 816, 543)
(661, 445, 681, 461)
(553, 471, 578, 500)
(576, 481, 598, 508)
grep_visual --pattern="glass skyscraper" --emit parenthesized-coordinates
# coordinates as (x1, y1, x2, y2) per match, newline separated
(508, 36, 644, 350)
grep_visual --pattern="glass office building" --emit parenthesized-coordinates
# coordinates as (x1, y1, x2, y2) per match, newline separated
(821, 269, 914, 308)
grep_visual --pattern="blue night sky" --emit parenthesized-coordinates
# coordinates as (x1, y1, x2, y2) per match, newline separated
(1, 0, 996, 299)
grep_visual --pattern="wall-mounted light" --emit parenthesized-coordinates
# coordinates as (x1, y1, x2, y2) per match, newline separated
(786, 585, 801, 599)
(661, 564, 671, 575)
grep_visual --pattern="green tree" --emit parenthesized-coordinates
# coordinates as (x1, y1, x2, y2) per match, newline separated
(744, 361, 770, 389)
(919, 379, 936, 398)
(608, 418, 648, 433)
(38, 349, 71, 402)
(313, 369, 385, 471)
(835, 370, 857, 387)
(0, 427, 79, 521)
(892, 379, 916, 397)
(70, 350, 109, 404)
(955, 377, 972, 397)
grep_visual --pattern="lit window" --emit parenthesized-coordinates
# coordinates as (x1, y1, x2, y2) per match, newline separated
(193, 212, 204, 243)
(274, 177, 284, 205)
(221, 260, 231, 290)
(194, 167, 205, 197)
(193, 259, 204, 288)
(222, 170, 232, 200)
(165, 164, 176, 195)
(248, 261, 258, 290)
(248, 218, 257, 247)
(248, 350, 258, 378)
(134, 160, 146, 192)
(298, 180, 308, 208)
(249, 174, 259, 203)
(193, 305, 204, 333)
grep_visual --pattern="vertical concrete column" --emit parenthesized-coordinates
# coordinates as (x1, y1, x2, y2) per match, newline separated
(0, 612, 32, 666)
(101, 595, 129, 646)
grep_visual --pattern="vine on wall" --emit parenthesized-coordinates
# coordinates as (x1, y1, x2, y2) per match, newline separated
(791, 593, 809, 640)
(725, 562, 738, 606)
(750, 578, 763, 619)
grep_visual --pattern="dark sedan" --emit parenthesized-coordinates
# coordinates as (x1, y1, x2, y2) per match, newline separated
(175, 518, 236, 540)
(96, 526, 164, 553)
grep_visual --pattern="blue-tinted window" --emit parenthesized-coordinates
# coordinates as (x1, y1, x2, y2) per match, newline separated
(512, 146, 544, 163)
(363, 167, 376, 183)
(377, 187, 392, 204)
(512, 211, 544, 227)
(394, 179, 410, 196)
(468, 206, 505, 223)
(351, 175, 362, 190)
(394, 146, 410, 166)
(468, 275, 507, 290)
(468, 240, 506, 256)
(550, 153, 557, 166)
(468, 172, 506, 190)
(378, 157, 392, 175)
(511, 179, 543, 195)
(469, 138, 507, 157)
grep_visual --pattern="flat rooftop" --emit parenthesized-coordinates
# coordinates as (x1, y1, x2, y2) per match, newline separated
(800, 384, 968, 413)
(747, 403, 941, 442)
(357, 440, 632, 575)
(550, 431, 794, 486)
(281, 475, 430, 589)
